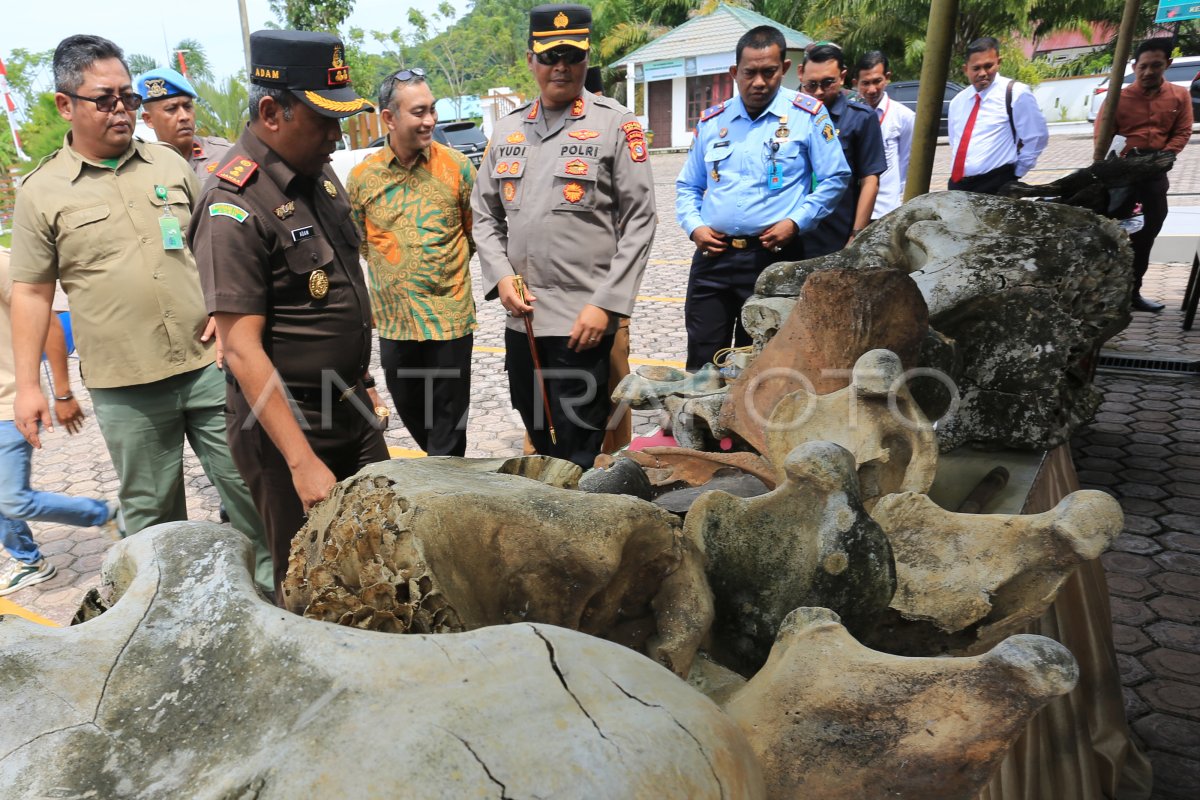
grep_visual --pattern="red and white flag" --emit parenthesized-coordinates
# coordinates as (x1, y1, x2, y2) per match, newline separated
(0, 54, 31, 161)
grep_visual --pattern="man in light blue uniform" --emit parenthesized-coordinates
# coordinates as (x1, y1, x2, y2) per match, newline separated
(677, 25, 850, 371)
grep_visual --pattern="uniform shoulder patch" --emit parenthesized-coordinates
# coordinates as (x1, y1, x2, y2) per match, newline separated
(208, 202, 250, 222)
(215, 156, 259, 189)
(699, 102, 725, 122)
(792, 93, 824, 116)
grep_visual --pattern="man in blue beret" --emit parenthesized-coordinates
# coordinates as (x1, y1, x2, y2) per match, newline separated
(138, 67, 232, 177)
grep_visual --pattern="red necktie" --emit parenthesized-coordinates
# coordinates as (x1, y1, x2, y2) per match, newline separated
(950, 94, 981, 183)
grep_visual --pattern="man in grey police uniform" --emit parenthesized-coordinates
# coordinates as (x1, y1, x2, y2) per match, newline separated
(137, 67, 232, 178)
(472, 4, 656, 469)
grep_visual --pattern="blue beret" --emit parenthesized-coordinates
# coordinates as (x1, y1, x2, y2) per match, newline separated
(137, 68, 198, 102)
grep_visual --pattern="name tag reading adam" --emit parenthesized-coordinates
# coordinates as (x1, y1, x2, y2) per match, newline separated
(291, 226, 315, 243)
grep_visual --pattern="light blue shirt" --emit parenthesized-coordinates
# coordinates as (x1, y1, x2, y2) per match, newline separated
(676, 87, 851, 238)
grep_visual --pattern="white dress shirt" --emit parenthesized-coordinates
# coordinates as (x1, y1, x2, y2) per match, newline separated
(947, 75, 1049, 179)
(871, 93, 916, 218)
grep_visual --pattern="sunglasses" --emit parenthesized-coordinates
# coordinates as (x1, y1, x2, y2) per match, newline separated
(390, 67, 427, 82)
(535, 48, 587, 66)
(801, 77, 840, 92)
(64, 91, 142, 112)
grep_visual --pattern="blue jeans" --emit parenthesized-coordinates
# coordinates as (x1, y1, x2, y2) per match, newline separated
(0, 420, 109, 565)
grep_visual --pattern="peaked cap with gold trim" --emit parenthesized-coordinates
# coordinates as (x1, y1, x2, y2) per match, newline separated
(249, 29, 374, 119)
(529, 4, 591, 54)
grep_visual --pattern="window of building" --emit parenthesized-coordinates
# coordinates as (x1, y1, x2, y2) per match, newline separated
(685, 73, 734, 130)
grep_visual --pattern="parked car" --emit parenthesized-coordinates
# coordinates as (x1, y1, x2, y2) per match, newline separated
(885, 80, 966, 137)
(332, 121, 488, 186)
(1087, 55, 1200, 121)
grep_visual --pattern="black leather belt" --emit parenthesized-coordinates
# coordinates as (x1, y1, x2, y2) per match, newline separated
(728, 236, 764, 250)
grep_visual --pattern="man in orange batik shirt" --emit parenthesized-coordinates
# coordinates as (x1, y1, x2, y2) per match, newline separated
(348, 67, 476, 456)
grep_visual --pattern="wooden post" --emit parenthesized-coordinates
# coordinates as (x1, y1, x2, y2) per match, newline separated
(1093, 0, 1143, 162)
(904, 0, 960, 200)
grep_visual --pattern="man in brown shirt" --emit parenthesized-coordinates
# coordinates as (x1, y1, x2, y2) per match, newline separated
(137, 67, 232, 179)
(1096, 38, 1194, 312)
(8, 35, 270, 591)
(188, 30, 387, 596)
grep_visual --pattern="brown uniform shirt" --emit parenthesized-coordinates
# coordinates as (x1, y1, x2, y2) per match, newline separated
(187, 128, 373, 390)
(190, 134, 234, 179)
(10, 136, 214, 389)
(471, 92, 657, 337)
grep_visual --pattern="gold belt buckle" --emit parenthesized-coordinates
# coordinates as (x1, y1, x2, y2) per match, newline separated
(731, 237, 749, 249)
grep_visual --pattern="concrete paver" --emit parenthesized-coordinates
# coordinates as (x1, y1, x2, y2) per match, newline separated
(3, 133, 1199, 796)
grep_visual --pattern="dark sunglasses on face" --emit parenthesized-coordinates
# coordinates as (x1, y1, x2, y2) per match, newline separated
(64, 91, 143, 112)
(801, 77, 839, 92)
(535, 48, 587, 66)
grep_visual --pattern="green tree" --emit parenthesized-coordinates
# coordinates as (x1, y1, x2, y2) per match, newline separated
(174, 39, 214, 82)
(1, 48, 53, 109)
(128, 53, 159, 76)
(194, 76, 249, 140)
(17, 93, 69, 165)
(270, 0, 356, 32)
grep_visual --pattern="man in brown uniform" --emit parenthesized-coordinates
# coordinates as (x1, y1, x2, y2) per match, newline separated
(137, 67, 232, 178)
(8, 35, 271, 591)
(472, 4, 656, 468)
(1095, 38, 1194, 312)
(188, 30, 388, 596)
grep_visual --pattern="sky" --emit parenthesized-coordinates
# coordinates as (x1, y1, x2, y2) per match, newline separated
(2, 0, 463, 100)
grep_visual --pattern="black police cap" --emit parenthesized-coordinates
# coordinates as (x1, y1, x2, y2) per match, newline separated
(249, 30, 373, 119)
(529, 4, 591, 54)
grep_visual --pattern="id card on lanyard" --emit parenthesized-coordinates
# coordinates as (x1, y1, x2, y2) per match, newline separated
(156, 185, 184, 250)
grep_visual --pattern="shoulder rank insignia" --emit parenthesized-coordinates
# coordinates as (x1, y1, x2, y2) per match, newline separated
(506, 132, 526, 144)
(792, 93, 824, 116)
(570, 96, 585, 117)
(699, 102, 725, 122)
(215, 157, 258, 189)
(568, 129, 600, 140)
(209, 202, 249, 223)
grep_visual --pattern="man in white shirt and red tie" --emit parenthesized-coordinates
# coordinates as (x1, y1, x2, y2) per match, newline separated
(947, 37, 1049, 194)
(854, 50, 915, 219)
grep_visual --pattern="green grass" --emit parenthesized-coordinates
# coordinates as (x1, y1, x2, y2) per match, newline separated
(0, 232, 11, 249)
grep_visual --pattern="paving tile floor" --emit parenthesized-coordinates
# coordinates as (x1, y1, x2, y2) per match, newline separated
(3, 134, 1200, 797)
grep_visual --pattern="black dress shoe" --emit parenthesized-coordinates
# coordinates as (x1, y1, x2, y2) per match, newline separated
(1132, 294, 1165, 312)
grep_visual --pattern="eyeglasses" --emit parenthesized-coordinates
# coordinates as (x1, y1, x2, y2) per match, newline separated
(64, 91, 142, 112)
(535, 48, 587, 66)
(801, 77, 840, 93)
(390, 67, 427, 83)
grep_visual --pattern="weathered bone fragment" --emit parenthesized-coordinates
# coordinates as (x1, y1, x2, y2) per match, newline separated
(282, 459, 713, 677)
(437, 454, 582, 487)
(721, 267, 928, 455)
(754, 192, 1132, 450)
(611, 363, 725, 409)
(0, 523, 765, 798)
(871, 489, 1123, 647)
(684, 441, 895, 673)
(762, 349, 939, 509)
(724, 608, 1079, 800)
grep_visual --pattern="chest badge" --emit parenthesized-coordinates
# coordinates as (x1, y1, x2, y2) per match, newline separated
(503, 181, 517, 202)
(564, 158, 588, 176)
(273, 201, 295, 220)
(719, 127, 728, 138)
(506, 132, 526, 144)
(309, 269, 330, 299)
(497, 162, 510, 174)
(822, 123, 835, 141)
(775, 114, 790, 139)
(563, 181, 585, 204)
(568, 129, 599, 141)
(323, 180, 338, 197)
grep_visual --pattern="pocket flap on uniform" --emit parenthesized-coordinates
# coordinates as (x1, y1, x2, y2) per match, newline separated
(61, 204, 111, 228)
(283, 234, 335, 274)
(493, 158, 526, 178)
(703, 144, 734, 163)
(553, 157, 598, 180)
(147, 188, 191, 207)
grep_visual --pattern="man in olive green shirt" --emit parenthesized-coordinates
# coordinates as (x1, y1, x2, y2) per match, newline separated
(9, 35, 271, 591)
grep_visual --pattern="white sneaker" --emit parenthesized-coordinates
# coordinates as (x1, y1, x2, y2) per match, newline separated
(0, 559, 57, 596)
